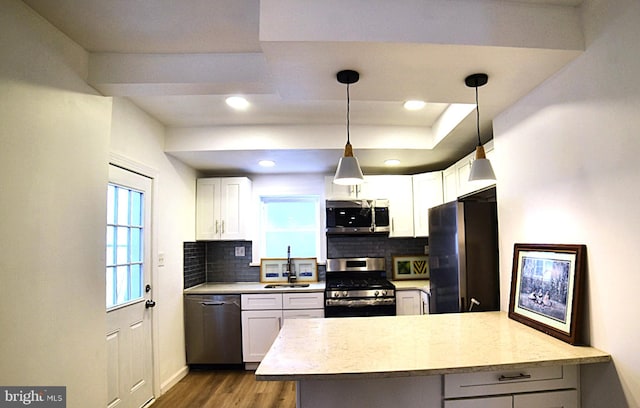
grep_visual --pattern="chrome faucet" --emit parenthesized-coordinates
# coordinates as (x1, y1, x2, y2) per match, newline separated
(286, 245, 296, 283)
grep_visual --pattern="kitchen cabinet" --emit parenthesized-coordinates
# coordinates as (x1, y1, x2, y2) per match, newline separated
(396, 290, 422, 315)
(324, 176, 366, 199)
(241, 292, 323, 367)
(365, 175, 414, 237)
(444, 365, 578, 408)
(445, 396, 512, 408)
(445, 390, 577, 408)
(196, 177, 252, 240)
(442, 140, 495, 202)
(324, 175, 415, 237)
(421, 290, 430, 314)
(412, 171, 444, 236)
(241, 310, 282, 364)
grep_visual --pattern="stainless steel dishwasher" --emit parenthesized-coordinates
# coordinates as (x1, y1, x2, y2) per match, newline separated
(184, 294, 242, 364)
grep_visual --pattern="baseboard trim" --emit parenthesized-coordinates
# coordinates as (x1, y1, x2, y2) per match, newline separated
(160, 365, 189, 395)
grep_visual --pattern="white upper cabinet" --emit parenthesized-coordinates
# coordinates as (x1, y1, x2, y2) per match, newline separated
(324, 175, 414, 237)
(196, 177, 252, 240)
(365, 175, 414, 237)
(412, 171, 444, 237)
(324, 176, 367, 199)
(443, 140, 495, 202)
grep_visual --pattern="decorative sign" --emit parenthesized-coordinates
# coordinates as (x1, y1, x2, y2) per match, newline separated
(392, 255, 430, 280)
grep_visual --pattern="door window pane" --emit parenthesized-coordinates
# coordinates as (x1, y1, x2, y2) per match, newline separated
(107, 183, 145, 308)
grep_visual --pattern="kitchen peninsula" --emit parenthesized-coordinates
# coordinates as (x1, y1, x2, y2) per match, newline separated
(255, 312, 610, 408)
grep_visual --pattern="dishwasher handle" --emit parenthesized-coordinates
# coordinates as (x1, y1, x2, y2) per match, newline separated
(201, 301, 225, 306)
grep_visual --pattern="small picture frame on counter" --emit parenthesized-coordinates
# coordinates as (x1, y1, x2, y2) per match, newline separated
(392, 255, 430, 280)
(260, 257, 318, 283)
(508, 243, 586, 345)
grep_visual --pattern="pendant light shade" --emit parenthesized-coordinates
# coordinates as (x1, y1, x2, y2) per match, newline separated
(334, 70, 365, 185)
(465, 73, 496, 182)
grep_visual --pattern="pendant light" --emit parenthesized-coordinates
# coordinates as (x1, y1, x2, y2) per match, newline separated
(466, 73, 496, 182)
(333, 70, 365, 185)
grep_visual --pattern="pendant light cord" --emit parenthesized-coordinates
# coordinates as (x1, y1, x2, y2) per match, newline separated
(346, 83, 351, 144)
(475, 84, 481, 146)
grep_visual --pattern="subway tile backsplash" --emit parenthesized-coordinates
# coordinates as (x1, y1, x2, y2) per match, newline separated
(183, 241, 206, 289)
(184, 235, 428, 288)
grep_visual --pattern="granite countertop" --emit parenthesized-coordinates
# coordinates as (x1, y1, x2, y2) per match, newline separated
(184, 280, 429, 294)
(255, 311, 610, 381)
(392, 280, 429, 292)
(183, 281, 326, 294)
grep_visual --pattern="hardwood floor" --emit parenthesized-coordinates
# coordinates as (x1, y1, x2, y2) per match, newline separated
(150, 368, 296, 408)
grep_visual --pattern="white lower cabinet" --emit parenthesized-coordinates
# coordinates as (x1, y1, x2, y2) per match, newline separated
(445, 390, 577, 408)
(445, 395, 512, 408)
(444, 365, 579, 408)
(514, 390, 578, 408)
(241, 309, 282, 363)
(396, 290, 422, 315)
(241, 292, 323, 366)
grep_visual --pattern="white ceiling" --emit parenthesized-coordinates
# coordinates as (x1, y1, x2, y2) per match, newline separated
(22, 0, 585, 175)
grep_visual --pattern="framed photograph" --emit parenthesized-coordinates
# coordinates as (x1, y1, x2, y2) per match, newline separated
(392, 255, 430, 280)
(260, 258, 318, 283)
(508, 244, 586, 345)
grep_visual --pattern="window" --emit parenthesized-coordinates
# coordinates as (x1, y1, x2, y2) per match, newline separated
(106, 183, 145, 308)
(260, 196, 321, 259)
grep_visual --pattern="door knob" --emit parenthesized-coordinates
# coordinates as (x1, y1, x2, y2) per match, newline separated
(145, 300, 156, 308)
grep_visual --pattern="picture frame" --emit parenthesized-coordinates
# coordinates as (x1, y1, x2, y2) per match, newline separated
(392, 255, 430, 280)
(259, 257, 318, 283)
(508, 243, 586, 345)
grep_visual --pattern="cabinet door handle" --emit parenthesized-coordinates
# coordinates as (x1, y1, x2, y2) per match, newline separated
(498, 373, 532, 382)
(215, 220, 219, 234)
(221, 220, 225, 234)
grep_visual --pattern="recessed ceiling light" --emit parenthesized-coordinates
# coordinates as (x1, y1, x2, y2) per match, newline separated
(403, 100, 426, 111)
(258, 160, 276, 167)
(385, 159, 401, 166)
(226, 96, 250, 110)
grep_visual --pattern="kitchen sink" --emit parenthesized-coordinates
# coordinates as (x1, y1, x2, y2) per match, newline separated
(264, 283, 310, 288)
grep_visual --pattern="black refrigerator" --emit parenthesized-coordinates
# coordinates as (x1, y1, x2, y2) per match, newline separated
(428, 200, 499, 314)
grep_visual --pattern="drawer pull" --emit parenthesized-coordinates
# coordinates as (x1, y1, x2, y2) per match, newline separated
(498, 373, 532, 382)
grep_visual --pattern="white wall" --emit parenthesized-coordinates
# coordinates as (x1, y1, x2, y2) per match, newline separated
(493, 0, 640, 406)
(0, 2, 197, 406)
(109, 97, 197, 391)
(0, 1, 110, 406)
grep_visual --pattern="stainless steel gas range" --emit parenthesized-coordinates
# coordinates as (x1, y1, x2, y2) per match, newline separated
(324, 257, 396, 317)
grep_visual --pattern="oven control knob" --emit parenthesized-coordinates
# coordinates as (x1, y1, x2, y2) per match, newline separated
(333, 292, 340, 298)
(381, 290, 387, 296)
(374, 290, 379, 297)
(342, 291, 348, 297)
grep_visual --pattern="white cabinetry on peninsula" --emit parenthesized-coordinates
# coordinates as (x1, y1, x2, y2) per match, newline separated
(241, 292, 323, 368)
(196, 177, 251, 240)
(444, 365, 578, 408)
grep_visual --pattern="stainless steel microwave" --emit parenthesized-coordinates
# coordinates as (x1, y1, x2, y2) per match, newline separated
(325, 199, 390, 234)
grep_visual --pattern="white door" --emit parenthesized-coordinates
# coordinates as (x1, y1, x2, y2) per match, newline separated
(106, 165, 154, 408)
